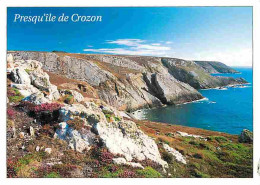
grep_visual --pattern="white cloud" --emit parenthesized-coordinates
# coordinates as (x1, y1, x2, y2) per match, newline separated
(151, 43, 161, 46)
(83, 39, 252, 66)
(84, 39, 172, 56)
(106, 39, 144, 46)
(183, 48, 252, 67)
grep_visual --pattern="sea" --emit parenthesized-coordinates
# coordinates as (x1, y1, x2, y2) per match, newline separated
(133, 67, 253, 135)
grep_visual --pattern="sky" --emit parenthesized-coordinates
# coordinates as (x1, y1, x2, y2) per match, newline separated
(7, 7, 252, 66)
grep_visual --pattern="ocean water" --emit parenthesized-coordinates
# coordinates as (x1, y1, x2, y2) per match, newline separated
(134, 67, 253, 135)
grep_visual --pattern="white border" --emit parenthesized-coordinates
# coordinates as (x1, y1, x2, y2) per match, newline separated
(0, 0, 259, 185)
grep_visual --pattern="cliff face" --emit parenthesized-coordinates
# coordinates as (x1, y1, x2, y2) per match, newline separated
(162, 58, 246, 89)
(194, 61, 239, 74)
(6, 52, 253, 178)
(8, 51, 246, 111)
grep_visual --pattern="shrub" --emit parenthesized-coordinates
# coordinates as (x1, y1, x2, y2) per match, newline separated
(27, 102, 63, 112)
(91, 147, 114, 164)
(14, 153, 44, 177)
(100, 151, 114, 164)
(64, 94, 74, 104)
(214, 136, 228, 143)
(109, 165, 119, 173)
(7, 108, 15, 118)
(161, 151, 173, 163)
(193, 153, 203, 159)
(158, 137, 170, 145)
(67, 117, 85, 130)
(44, 172, 61, 178)
(105, 114, 111, 120)
(114, 116, 121, 122)
(165, 132, 173, 137)
(136, 167, 161, 178)
(7, 87, 24, 103)
(191, 169, 210, 178)
(7, 158, 18, 178)
(118, 170, 136, 178)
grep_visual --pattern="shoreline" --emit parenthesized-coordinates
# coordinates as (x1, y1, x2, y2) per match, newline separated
(129, 81, 252, 135)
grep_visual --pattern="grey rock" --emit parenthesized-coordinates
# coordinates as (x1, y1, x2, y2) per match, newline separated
(10, 68, 31, 85)
(22, 92, 50, 105)
(162, 143, 186, 164)
(238, 129, 253, 143)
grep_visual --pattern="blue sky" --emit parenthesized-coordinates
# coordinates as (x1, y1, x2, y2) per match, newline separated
(7, 7, 252, 66)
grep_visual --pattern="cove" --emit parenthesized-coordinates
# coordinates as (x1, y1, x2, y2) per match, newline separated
(133, 67, 253, 135)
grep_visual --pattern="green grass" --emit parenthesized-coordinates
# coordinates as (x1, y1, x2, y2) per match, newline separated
(8, 88, 24, 103)
(114, 116, 121, 122)
(136, 167, 161, 178)
(64, 94, 74, 104)
(25, 68, 33, 74)
(214, 136, 228, 143)
(45, 172, 61, 178)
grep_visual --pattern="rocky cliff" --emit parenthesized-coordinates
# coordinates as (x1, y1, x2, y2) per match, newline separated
(6, 52, 253, 178)
(8, 51, 247, 111)
(194, 60, 239, 74)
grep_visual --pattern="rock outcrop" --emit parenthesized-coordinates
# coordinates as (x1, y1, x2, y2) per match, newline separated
(8, 51, 247, 111)
(162, 143, 187, 164)
(7, 57, 169, 171)
(238, 129, 253, 143)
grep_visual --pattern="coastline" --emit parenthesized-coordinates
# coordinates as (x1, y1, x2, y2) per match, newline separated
(6, 52, 253, 178)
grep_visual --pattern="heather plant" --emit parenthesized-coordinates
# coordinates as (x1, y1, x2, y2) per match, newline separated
(91, 147, 114, 164)
(67, 117, 85, 130)
(118, 170, 136, 178)
(29, 103, 63, 112)
(7, 108, 15, 118)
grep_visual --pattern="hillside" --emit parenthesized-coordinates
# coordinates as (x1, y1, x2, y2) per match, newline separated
(8, 51, 247, 112)
(6, 52, 252, 178)
(194, 61, 239, 74)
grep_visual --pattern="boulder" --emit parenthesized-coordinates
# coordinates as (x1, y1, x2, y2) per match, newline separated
(22, 92, 50, 105)
(93, 120, 168, 170)
(10, 68, 31, 85)
(70, 90, 84, 102)
(176, 131, 205, 140)
(46, 85, 60, 101)
(238, 129, 253, 143)
(113, 157, 144, 169)
(11, 84, 40, 97)
(60, 89, 84, 103)
(54, 122, 94, 153)
(30, 69, 51, 91)
(162, 143, 186, 164)
(59, 104, 103, 124)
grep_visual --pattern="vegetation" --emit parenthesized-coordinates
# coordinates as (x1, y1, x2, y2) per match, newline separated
(136, 120, 253, 178)
(136, 167, 161, 178)
(67, 117, 85, 130)
(7, 87, 24, 103)
(64, 94, 74, 104)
